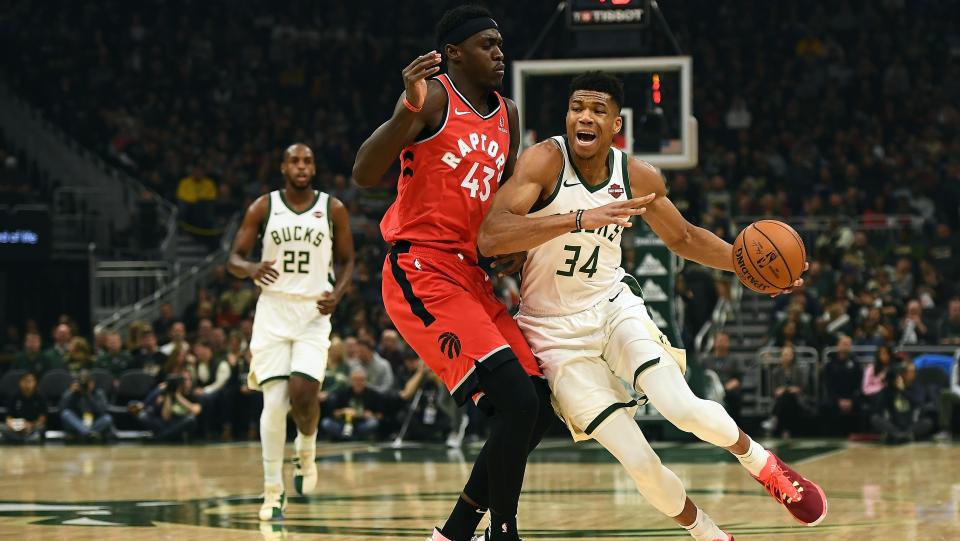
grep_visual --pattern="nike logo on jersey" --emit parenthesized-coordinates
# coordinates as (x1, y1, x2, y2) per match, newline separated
(273, 211, 284, 215)
(453, 108, 472, 116)
(562, 179, 581, 187)
(609, 290, 622, 302)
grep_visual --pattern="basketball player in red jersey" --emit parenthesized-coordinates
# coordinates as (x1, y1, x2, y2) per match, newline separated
(353, 6, 564, 541)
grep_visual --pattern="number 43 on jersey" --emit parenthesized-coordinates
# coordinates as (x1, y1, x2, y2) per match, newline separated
(460, 161, 501, 201)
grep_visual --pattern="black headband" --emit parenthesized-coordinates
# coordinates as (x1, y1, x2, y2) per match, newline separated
(439, 17, 498, 49)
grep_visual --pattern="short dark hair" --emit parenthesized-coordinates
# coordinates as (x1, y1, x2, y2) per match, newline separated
(569, 71, 625, 110)
(436, 4, 493, 47)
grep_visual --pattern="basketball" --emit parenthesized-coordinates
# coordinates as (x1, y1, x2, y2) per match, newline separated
(732, 220, 806, 294)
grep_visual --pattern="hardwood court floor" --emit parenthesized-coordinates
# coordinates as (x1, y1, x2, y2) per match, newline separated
(1, 438, 957, 540)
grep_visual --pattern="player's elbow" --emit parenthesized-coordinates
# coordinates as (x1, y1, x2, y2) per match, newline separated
(351, 163, 377, 188)
(664, 227, 694, 255)
(477, 221, 502, 257)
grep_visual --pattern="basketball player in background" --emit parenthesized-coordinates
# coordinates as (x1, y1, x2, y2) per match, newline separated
(478, 72, 826, 540)
(228, 143, 355, 521)
(353, 6, 553, 541)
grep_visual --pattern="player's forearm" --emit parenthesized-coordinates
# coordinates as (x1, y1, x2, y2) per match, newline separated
(352, 109, 418, 187)
(227, 253, 253, 279)
(478, 210, 576, 256)
(668, 226, 735, 272)
(332, 255, 354, 301)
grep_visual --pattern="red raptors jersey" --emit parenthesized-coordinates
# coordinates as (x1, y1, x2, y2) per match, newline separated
(380, 74, 511, 262)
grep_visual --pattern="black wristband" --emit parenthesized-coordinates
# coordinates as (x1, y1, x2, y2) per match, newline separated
(575, 209, 584, 231)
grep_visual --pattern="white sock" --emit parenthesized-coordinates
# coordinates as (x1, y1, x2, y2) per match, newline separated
(683, 508, 727, 541)
(260, 381, 291, 488)
(295, 430, 317, 460)
(734, 438, 770, 477)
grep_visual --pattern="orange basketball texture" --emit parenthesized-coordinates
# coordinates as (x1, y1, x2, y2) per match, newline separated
(732, 220, 807, 293)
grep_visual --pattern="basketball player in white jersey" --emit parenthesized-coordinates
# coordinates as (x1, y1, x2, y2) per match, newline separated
(227, 143, 355, 521)
(478, 73, 826, 541)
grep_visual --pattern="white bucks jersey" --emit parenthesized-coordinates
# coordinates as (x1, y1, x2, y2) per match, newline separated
(520, 136, 640, 316)
(259, 190, 335, 299)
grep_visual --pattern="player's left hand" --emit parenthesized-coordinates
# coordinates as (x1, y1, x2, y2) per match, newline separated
(316, 291, 339, 315)
(490, 252, 526, 277)
(769, 261, 809, 298)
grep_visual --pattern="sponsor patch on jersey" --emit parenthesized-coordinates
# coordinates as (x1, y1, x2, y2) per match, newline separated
(313, 210, 324, 219)
(608, 183, 624, 198)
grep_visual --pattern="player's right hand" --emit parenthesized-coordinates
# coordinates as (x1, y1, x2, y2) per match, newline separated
(402, 51, 441, 110)
(580, 193, 656, 230)
(249, 260, 279, 285)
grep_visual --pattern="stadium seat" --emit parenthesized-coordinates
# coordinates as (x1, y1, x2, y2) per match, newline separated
(115, 370, 156, 403)
(913, 354, 954, 378)
(89, 368, 116, 397)
(37, 369, 72, 405)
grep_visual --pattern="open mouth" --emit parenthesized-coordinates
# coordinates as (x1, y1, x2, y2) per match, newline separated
(576, 131, 597, 144)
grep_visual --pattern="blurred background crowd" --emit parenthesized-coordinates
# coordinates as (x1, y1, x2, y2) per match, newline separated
(1, 0, 958, 444)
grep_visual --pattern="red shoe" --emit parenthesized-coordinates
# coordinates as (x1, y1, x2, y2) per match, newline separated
(715, 532, 734, 541)
(753, 452, 828, 526)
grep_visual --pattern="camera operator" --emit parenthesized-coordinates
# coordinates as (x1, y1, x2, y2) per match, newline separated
(132, 370, 202, 442)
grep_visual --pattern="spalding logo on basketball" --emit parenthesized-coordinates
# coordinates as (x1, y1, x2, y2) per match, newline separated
(732, 220, 806, 294)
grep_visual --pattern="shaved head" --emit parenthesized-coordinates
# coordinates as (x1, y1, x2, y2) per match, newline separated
(281, 143, 316, 191)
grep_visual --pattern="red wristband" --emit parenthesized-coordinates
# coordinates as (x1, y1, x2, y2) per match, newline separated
(403, 96, 422, 113)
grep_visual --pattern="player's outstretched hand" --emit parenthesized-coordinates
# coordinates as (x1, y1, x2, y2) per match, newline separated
(251, 260, 279, 285)
(580, 193, 656, 230)
(316, 291, 339, 315)
(490, 252, 527, 277)
(402, 51, 441, 110)
(769, 261, 809, 298)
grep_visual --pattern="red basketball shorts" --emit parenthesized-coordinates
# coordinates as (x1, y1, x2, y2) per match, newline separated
(382, 242, 542, 405)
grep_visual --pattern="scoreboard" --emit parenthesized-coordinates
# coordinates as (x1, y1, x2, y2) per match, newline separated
(567, 0, 650, 29)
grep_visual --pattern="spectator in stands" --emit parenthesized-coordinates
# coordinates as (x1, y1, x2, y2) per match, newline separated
(399, 356, 453, 442)
(891, 258, 915, 300)
(820, 335, 863, 436)
(871, 365, 935, 444)
(927, 223, 959, 281)
(159, 344, 191, 383)
(343, 337, 360, 365)
(42, 323, 72, 369)
(701, 331, 744, 422)
(64, 336, 93, 376)
(191, 340, 231, 439)
(763, 346, 810, 438)
(134, 371, 201, 442)
(937, 298, 960, 345)
(153, 303, 176, 340)
(900, 361, 941, 429)
(59, 371, 117, 442)
(377, 329, 405, 371)
(862, 343, 895, 405)
(0, 372, 46, 443)
(320, 338, 350, 404)
(133, 329, 165, 378)
(321, 368, 383, 441)
(935, 359, 960, 441)
(176, 163, 217, 231)
(218, 279, 254, 327)
(14, 332, 55, 375)
(93, 331, 132, 377)
(899, 299, 935, 345)
(348, 339, 394, 394)
(160, 322, 189, 356)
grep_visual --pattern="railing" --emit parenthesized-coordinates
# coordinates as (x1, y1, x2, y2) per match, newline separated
(93, 213, 241, 334)
(92, 261, 174, 324)
(753, 346, 821, 413)
(0, 81, 177, 259)
(747, 345, 960, 415)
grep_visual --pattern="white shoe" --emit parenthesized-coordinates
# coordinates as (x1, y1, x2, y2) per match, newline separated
(259, 485, 287, 521)
(446, 416, 469, 448)
(933, 430, 952, 442)
(293, 456, 317, 495)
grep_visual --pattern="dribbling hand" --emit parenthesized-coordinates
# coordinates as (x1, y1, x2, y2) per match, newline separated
(580, 193, 656, 230)
(250, 260, 279, 285)
(402, 51, 441, 110)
